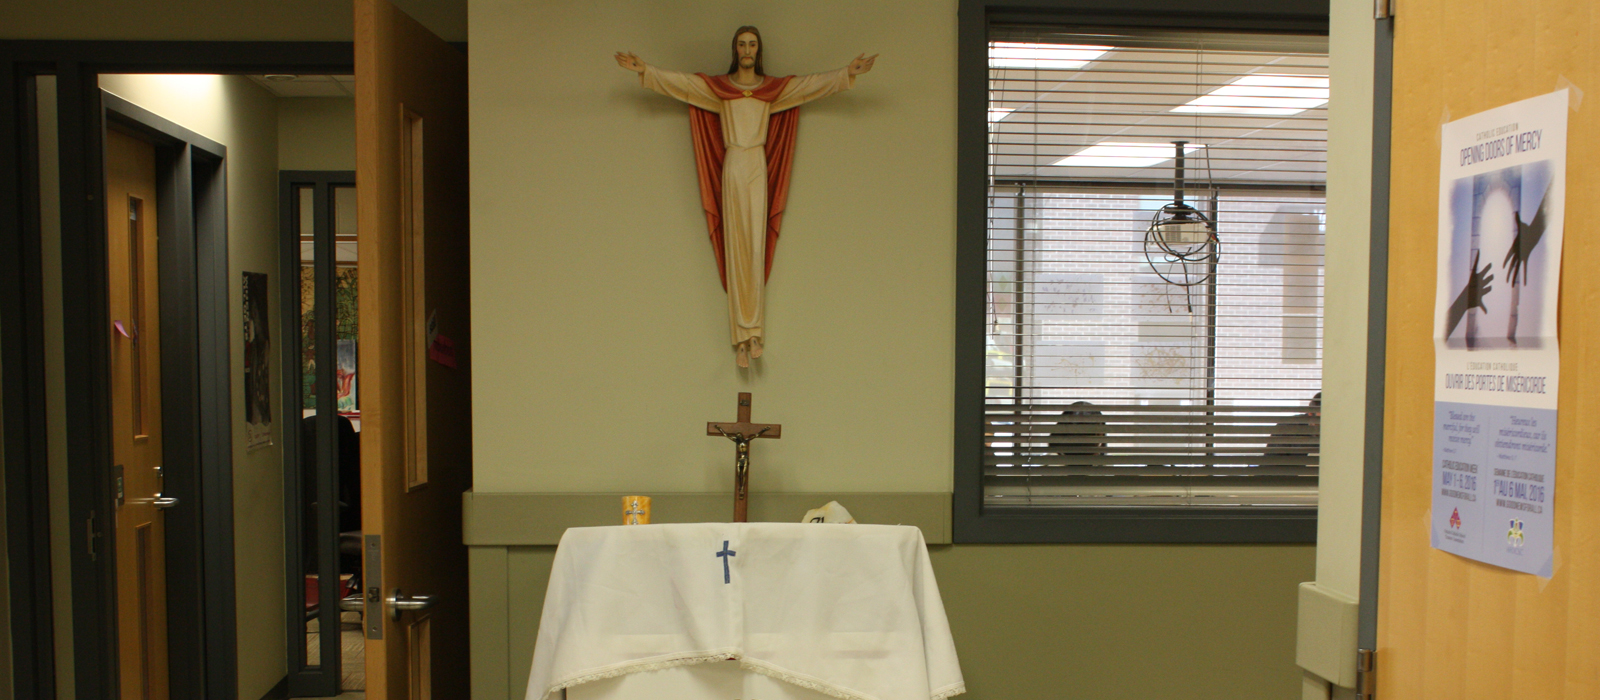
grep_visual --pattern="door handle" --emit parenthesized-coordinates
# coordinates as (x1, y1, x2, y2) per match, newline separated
(386, 589, 438, 619)
(152, 465, 177, 508)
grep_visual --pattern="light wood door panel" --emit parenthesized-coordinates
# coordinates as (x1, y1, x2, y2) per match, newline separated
(1379, 1, 1599, 697)
(105, 127, 170, 700)
(356, 0, 472, 697)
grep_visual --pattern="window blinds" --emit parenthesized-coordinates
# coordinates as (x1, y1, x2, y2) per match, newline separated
(984, 27, 1327, 510)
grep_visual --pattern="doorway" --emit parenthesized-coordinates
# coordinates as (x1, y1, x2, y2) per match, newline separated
(0, 45, 352, 699)
(281, 170, 366, 698)
(3, 34, 464, 700)
(96, 92, 235, 700)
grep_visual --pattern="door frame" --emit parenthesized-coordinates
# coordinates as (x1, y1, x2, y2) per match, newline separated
(2, 63, 59, 700)
(279, 169, 359, 698)
(101, 90, 233, 700)
(1357, 14, 1396, 658)
(0, 41, 354, 700)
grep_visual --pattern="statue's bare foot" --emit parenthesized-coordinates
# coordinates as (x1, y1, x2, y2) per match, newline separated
(749, 338, 763, 358)
(736, 344, 751, 368)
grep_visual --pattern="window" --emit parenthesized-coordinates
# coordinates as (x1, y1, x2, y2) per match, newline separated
(956, 14, 1329, 543)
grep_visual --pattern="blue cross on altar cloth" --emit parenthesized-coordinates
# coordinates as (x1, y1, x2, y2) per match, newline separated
(716, 540, 736, 584)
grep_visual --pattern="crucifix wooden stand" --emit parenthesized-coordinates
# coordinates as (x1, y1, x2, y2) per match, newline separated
(706, 392, 782, 522)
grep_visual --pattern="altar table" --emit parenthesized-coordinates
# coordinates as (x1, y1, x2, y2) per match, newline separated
(526, 523, 965, 700)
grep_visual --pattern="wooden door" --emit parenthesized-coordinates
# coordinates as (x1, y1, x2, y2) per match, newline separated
(355, 0, 472, 697)
(105, 127, 170, 700)
(1378, 1, 1600, 697)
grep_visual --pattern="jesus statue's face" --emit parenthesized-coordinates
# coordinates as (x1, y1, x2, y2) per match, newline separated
(736, 32, 759, 69)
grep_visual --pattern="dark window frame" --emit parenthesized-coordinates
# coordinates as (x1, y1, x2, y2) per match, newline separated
(953, 0, 1329, 544)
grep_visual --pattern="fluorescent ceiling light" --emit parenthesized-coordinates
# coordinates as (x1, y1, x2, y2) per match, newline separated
(1171, 74, 1329, 116)
(989, 42, 1111, 70)
(988, 107, 1015, 122)
(1054, 142, 1203, 168)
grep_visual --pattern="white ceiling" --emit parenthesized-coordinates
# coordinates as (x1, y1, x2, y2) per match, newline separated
(248, 74, 355, 98)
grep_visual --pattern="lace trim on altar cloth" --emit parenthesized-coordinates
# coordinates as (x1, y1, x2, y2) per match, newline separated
(544, 649, 737, 699)
(738, 657, 872, 700)
(543, 651, 966, 700)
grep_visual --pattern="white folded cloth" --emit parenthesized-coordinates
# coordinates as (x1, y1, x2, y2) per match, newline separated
(526, 523, 965, 700)
(802, 500, 856, 524)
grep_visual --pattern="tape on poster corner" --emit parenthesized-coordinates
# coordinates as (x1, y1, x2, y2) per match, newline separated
(1554, 76, 1584, 111)
(1536, 545, 1562, 592)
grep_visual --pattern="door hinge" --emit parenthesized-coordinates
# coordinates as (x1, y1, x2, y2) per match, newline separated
(1356, 648, 1376, 700)
(1374, 0, 1393, 19)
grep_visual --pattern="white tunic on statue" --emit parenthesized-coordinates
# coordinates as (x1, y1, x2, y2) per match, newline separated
(525, 523, 965, 700)
(640, 65, 853, 358)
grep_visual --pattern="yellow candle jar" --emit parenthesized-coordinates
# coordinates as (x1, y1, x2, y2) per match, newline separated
(622, 496, 651, 525)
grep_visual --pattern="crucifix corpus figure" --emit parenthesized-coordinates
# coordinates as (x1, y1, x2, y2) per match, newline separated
(706, 392, 782, 522)
(617, 28, 878, 367)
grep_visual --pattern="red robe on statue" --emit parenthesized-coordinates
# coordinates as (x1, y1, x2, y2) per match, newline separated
(688, 73, 799, 290)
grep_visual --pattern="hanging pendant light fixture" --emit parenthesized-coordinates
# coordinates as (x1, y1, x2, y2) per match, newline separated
(1144, 140, 1219, 287)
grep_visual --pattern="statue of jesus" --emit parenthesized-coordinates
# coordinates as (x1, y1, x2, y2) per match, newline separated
(617, 27, 877, 367)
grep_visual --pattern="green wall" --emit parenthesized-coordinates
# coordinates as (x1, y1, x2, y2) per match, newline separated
(468, 0, 1317, 698)
(935, 546, 1311, 698)
(480, 544, 1313, 700)
(469, 0, 958, 494)
(278, 97, 356, 172)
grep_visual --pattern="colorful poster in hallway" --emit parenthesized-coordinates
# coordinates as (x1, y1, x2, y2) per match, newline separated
(1432, 89, 1566, 576)
(243, 270, 273, 449)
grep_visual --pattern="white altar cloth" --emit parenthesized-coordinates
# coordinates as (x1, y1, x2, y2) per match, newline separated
(525, 523, 965, 700)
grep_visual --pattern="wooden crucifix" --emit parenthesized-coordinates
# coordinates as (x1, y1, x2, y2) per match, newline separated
(706, 392, 782, 522)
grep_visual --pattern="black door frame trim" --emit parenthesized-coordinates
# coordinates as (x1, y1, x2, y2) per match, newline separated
(278, 169, 357, 698)
(2, 62, 59, 700)
(0, 40, 353, 700)
(1357, 13, 1394, 657)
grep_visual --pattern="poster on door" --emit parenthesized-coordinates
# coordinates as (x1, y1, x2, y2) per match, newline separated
(1432, 89, 1566, 576)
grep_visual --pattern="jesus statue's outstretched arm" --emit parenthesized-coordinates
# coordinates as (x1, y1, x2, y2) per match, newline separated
(770, 55, 876, 112)
(614, 51, 877, 112)
(615, 52, 723, 111)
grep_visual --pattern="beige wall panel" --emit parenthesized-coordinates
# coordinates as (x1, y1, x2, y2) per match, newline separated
(1316, 0, 1376, 600)
(278, 97, 356, 172)
(490, 544, 1313, 700)
(0, 0, 464, 42)
(98, 73, 290, 700)
(1378, 0, 1600, 697)
(468, 0, 957, 494)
